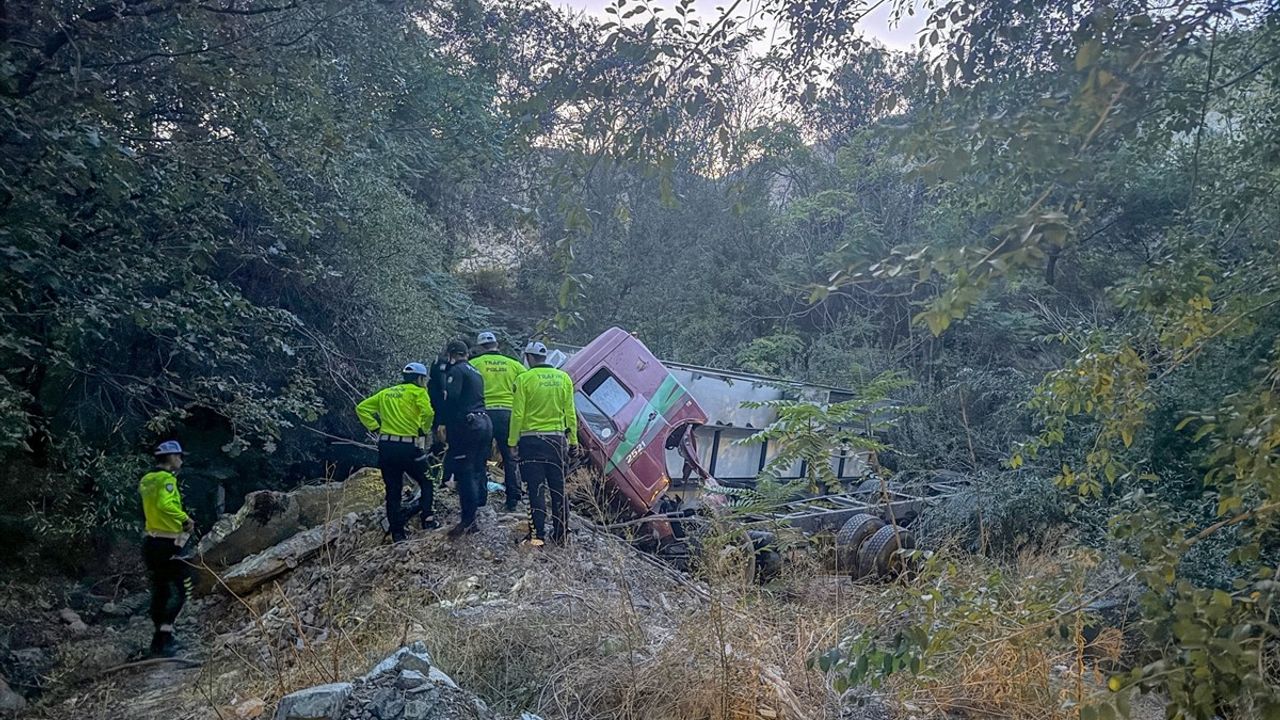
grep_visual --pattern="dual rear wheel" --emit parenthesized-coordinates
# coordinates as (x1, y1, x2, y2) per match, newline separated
(835, 513, 915, 580)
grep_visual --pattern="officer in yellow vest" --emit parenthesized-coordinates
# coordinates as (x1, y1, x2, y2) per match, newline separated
(509, 341, 578, 546)
(139, 440, 194, 657)
(355, 362, 436, 542)
(471, 331, 527, 512)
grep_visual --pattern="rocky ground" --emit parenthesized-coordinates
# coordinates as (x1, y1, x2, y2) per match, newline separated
(3, 469, 868, 720)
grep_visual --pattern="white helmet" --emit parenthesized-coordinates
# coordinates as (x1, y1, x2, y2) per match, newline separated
(476, 331, 497, 345)
(524, 341, 549, 357)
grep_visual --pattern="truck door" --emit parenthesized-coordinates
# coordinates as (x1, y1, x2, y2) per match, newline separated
(581, 367, 673, 506)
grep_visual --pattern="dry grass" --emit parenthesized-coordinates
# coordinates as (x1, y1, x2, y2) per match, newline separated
(29, 474, 1142, 720)
(826, 534, 1131, 720)
(181, 499, 883, 720)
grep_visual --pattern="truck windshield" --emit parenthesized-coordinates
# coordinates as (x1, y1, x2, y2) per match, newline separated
(583, 369, 632, 416)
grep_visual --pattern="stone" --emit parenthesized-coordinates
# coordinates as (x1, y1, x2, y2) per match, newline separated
(199, 489, 304, 568)
(293, 469, 385, 527)
(425, 668, 456, 690)
(402, 699, 433, 720)
(363, 642, 433, 680)
(221, 520, 345, 595)
(7, 648, 52, 691)
(274, 682, 352, 720)
(232, 698, 267, 719)
(58, 608, 82, 625)
(368, 688, 405, 720)
(396, 670, 427, 690)
(100, 602, 123, 616)
(518, 714, 544, 720)
(67, 620, 88, 633)
(0, 676, 26, 715)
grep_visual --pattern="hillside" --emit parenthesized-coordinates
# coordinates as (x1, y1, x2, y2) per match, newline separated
(11, 472, 878, 720)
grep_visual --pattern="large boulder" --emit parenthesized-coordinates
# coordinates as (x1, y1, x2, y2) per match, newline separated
(274, 682, 352, 720)
(197, 469, 385, 593)
(220, 519, 345, 596)
(293, 468, 384, 527)
(198, 489, 304, 569)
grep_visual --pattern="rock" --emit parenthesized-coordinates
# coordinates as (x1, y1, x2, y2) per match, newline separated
(368, 688, 405, 719)
(232, 698, 267, 719)
(293, 469, 385, 527)
(402, 699, 433, 720)
(198, 489, 304, 569)
(0, 676, 26, 715)
(7, 647, 53, 691)
(425, 668, 456, 690)
(221, 520, 345, 595)
(363, 642, 433, 680)
(100, 602, 123, 616)
(274, 682, 352, 720)
(198, 471, 384, 594)
(67, 620, 88, 633)
(396, 670, 428, 690)
(58, 608, 82, 625)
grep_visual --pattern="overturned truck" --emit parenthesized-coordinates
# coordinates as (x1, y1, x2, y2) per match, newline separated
(552, 327, 956, 580)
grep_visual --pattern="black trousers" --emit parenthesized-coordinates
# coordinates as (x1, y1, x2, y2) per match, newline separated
(448, 413, 493, 526)
(484, 408, 521, 505)
(143, 536, 191, 631)
(518, 435, 568, 542)
(378, 440, 432, 537)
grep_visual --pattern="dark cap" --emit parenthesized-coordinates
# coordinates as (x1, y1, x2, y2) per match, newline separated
(446, 339, 469, 356)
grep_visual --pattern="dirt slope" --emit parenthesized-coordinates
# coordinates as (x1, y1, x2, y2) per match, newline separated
(19, 483, 865, 720)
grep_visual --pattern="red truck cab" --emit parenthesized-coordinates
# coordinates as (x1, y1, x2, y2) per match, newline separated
(561, 327, 718, 541)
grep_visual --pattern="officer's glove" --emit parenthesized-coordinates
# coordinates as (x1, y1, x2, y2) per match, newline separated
(509, 445, 520, 462)
(183, 518, 196, 532)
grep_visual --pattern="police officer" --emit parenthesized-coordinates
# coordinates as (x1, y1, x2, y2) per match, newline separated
(139, 440, 194, 657)
(427, 345, 454, 487)
(470, 331, 527, 512)
(439, 339, 493, 538)
(509, 341, 578, 546)
(355, 363, 437, 542)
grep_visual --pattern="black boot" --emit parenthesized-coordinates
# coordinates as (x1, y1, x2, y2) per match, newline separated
(149, 630, 178, 658)
(446, 522, 477, 539)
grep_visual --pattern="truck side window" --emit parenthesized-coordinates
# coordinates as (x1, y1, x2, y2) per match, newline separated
(583, 369, 632, 417)
(575, 391, 617, 440)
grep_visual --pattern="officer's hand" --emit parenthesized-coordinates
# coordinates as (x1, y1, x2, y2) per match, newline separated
(509, 445, 520, 462)
(183, 518, 195, 532)
(570, 445, 586, 460)
(429, 440, 446, 458)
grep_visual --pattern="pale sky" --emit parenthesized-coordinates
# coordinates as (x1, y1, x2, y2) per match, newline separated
(555, 0, 926, 52)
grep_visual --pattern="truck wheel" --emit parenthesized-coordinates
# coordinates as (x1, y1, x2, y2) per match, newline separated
(835, 514, 884, 578)
(856, 525, 915, 580)
(748, 530, 782, 583)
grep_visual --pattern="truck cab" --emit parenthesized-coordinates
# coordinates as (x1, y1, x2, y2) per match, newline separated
(561, 327, 718, 542)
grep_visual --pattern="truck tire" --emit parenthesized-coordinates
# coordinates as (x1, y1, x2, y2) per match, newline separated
(748, 530, 782, 583)
(856, 525, 915, 580)
(835, 514, 884, 578)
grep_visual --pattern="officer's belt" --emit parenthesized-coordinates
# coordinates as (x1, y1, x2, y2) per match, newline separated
(521, 431, 565, 438)
(378, 433, 421, 444)
(146, 530, 190, 546)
